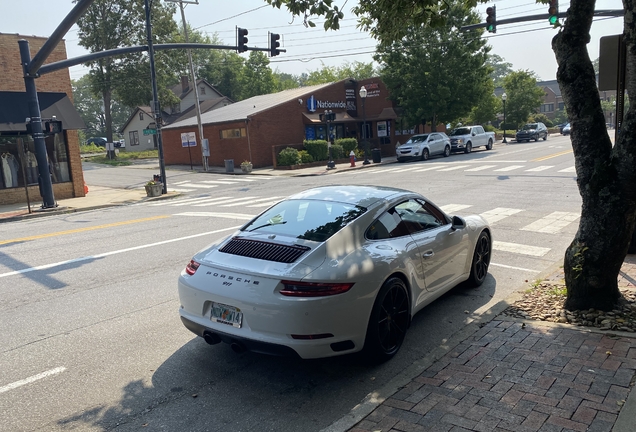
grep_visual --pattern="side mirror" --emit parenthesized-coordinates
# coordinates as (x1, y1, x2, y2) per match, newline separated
(451, 215, 465, 230)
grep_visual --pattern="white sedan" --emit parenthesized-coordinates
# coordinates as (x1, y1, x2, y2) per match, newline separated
(178, 186, 491, 362)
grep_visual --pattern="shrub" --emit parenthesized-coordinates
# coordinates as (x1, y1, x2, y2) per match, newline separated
(298, 150, 314, 164)
(330, 144, 344, 160)
(303, 140, 329, 161)
(483, 124, 496, 132)
(335, 138, 358, 154)
(277, 147, 302, 166)
(529, 113, 554, 128)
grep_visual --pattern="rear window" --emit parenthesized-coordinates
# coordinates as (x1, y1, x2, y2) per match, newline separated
(523, 124, 538, 130)
(241, 199, 366, 242)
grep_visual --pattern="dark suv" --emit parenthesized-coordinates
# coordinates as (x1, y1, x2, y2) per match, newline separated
(515, 122, 548, 142)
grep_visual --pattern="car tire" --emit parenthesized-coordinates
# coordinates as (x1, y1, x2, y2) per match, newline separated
(443, 146, 451, 157)
(363, 277, 410, 363)
(486, 139, 493, 150)
(543, 133, 547, 141)
(421, 148, 430, 161)
(469, 231, 491, 287)
(464, 142, 472, 154)
(534, 135, 539, 142)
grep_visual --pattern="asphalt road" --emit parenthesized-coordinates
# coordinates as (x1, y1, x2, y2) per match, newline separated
(0, 136, 582, 431)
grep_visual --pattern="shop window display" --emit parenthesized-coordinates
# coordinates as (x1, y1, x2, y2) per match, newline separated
(0, 132, 71, 190)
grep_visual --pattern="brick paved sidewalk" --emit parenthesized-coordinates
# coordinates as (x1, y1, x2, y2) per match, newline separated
(350, 319, 636, 432)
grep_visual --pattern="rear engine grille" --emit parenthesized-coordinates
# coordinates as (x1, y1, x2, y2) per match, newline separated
(219, 237, 310, 263)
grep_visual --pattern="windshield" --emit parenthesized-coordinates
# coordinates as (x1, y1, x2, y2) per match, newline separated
(522, 124, 538, 130)
(450, 128, 470, 136)
(406, 135, 428, 143)
(241, 199, 367, 242)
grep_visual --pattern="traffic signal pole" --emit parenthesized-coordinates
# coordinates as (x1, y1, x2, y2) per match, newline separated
(461, 10, 623, 31)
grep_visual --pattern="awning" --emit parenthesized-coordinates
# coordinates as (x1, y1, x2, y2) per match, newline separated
(302, 112, 357, 123)
(302, 107, 399, 124)
(0, 91, 86, 132)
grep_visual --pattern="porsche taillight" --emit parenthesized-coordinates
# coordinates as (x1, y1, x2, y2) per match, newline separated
(185, 259, 200, 275)
(280, 280, 354, 297)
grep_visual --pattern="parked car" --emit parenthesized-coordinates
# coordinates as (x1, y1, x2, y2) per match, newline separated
(557, 123, 567, 133)
(562, 123, 571, 135)
(449, 125, 495, 153)
(114, 140, 125, 148)
(515, 122, 548, 142)
(86, 137, 107, 147)
(178, 185, 492, 362)
(396, 132, 451, 162)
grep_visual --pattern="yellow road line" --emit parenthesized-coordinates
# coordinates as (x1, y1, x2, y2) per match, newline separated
(532, 149, 573, 162)
(0, 215, 170, 246)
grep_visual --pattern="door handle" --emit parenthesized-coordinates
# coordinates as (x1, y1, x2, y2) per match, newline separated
(422, 250, 434, 258)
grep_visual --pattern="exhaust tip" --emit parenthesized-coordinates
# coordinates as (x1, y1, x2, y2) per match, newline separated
(203, 331, 221, 345)
(230, 341, 246, 354)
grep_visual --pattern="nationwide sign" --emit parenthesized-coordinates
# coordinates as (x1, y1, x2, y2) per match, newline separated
(307, 95, 346, 112)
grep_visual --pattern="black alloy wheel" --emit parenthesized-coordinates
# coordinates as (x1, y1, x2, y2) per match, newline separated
(469, 231, 491, 286)
(363, 277, 410, 363)
(443, 146, 451, 157)
(421, 148, 430, 161)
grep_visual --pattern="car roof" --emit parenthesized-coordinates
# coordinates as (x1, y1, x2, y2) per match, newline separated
(287, 185, 415, 207)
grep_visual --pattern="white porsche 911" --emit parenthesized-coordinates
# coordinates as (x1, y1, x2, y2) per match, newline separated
(178, 185, 491, 362)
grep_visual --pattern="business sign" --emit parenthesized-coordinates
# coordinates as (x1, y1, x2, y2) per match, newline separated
(143, 129, 157, 135)
(307, 95, 347, 113)
(345, 80, 358, 117)
(181, 132, 197, 147)
(307, 95, 317, 112)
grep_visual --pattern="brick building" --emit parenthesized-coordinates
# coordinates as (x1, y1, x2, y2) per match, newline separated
(0, 33, 85, 206)
(162, 78, 407, 168)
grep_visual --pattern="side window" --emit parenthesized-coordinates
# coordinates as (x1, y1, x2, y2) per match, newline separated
(367, 209, 410, 240)
(475, 126, 484, 134)
(395, 199, 445, 234)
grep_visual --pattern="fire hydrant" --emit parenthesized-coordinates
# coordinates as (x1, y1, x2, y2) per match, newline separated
(349, 150, 356, 167)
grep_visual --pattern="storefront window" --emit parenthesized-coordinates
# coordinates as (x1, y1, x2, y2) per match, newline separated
(0, 133, 71, 190)
(220, 128, 246, 139)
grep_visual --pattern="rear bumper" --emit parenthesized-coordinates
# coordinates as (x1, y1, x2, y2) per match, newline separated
(181, 316, 301, 357)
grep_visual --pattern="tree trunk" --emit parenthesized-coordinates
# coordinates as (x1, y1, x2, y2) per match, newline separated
(553, 0, 636, 311)
(431, 114, 437, 132)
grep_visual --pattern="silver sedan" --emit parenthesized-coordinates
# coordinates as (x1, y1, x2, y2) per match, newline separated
(178, 186, 491, 362)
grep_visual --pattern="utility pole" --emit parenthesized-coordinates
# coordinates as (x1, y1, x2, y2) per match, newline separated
(145, 0, 167, 194)
(166, 0, 208, 171)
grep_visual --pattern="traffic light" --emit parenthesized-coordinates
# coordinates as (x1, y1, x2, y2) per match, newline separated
(237, 27, 248, 53)
(270, 33, 281, 57)
(548, 0, 559, 25)
(486, 6, 496, 33)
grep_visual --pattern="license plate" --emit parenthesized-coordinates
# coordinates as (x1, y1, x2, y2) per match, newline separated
(210, 302, 243, 328)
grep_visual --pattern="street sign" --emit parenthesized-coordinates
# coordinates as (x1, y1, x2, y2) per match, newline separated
(181, 131, 197, 147)
(143, 129, 157, 135)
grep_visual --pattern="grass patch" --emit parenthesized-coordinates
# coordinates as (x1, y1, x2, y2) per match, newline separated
(80, 144, 104, 154)
(546, 285, 567, 297)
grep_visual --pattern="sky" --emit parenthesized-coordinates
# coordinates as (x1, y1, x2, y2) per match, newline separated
(0, 0, 624, 83)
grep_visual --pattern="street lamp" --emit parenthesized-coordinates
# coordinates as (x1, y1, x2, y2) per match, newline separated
(359, 86, 370, 164)
(501, 92, 508, 143)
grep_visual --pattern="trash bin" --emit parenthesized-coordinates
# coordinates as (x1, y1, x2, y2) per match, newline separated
(371, 148, 382, 163)
(224, 159, 234, 173)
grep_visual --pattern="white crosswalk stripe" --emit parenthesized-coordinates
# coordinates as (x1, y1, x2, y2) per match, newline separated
(558, 166, 576, 173)
(201, 180, 245, 185)
(172, 183, 219, 189)
(436, 165, 470, 172)
(221, 197, 284, 207)
(173, 212, 254, 220)
(493, 241, 550, 257)
(413, 165, 446, 172)
(464, 165, 497, 172)
(192, 196, 258, 207)
(439, 204, 473, 213)
(247, 200, 283, 208)
(149, 196, 228, 206)
(479, 208, 524, 224)
(494, 165, 525, 172)
(525, 166, 554, 172)
(520, 211, 580, 234)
